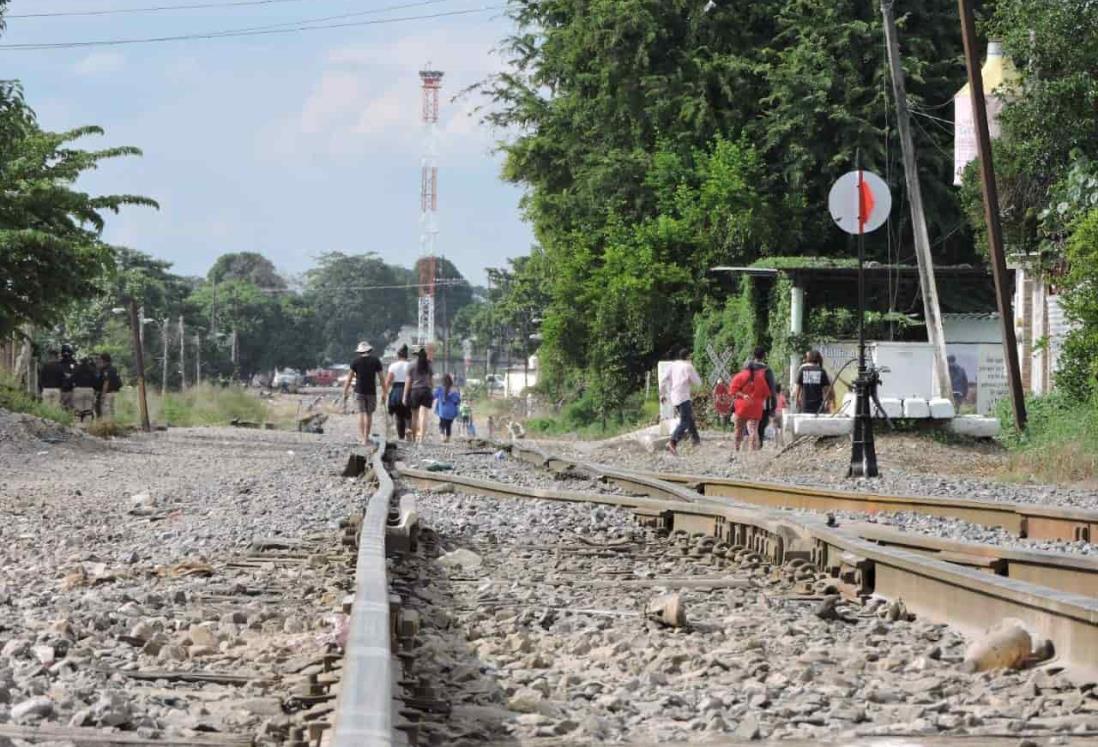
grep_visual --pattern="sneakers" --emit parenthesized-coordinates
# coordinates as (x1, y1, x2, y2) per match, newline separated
(666, 441, 678, 456)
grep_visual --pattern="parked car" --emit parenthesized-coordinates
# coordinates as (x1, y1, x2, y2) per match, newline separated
(272, 368, 304, 393)
(486, 374, 506, 391)
(305, 367, 343, 387)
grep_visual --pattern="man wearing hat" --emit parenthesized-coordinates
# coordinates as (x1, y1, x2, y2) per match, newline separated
(342, 341, 384, 445)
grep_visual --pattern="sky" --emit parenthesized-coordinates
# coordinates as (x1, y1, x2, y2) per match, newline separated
(1, 0, 533, 285)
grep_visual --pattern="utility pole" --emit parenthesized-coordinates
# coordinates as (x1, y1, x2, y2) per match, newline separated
(161, 320, 169, 397)
(957, 0, 1027, 430)
(195, 332, 201, 386)
(881, 0, 952, 402)
(178, 316, 186, 389)
(128, 299, 151, 431)
(231, 328, 239, 378)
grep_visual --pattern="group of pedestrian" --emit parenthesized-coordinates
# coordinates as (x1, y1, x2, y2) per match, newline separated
(343, 341, 473, 446)
(39, 345, 122, 422)
(663, 345, 837, 456)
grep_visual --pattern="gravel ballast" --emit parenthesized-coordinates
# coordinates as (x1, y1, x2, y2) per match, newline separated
(392, 455, 1098, 744)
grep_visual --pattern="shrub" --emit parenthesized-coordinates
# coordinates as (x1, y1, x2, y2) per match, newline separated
(998, 390, 1098, 483)
(0, 373, 73, 426)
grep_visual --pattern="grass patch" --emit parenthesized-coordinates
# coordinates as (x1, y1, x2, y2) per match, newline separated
(0, 373, 73, 426)
(115, 383, 273, 428)
(526, 393, 660, 439)
(86, 419, 130, 439)
(998, 391, 1098, 484)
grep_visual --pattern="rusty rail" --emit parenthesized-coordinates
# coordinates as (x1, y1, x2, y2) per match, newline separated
(331, 436, 396, 747)
(636, 468, 1097, 543)
(405, 444, 1098, 682)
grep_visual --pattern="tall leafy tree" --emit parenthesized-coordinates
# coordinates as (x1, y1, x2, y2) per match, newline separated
(483, 0, 971, 395)
(0, 107, 157, 335)
(304, 252, 417, 362)
(207, 251, 287, 289)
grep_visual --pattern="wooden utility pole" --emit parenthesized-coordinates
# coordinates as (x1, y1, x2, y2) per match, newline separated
(178, 316, 186, 389)
(958, 0, 1027, 430)
(128, 300, 151, 431)
(195, 332, 201, 386)
(881, 0, 953, 402)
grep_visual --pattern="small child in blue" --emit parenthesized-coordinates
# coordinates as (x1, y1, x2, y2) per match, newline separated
(433, 373, 462, 443)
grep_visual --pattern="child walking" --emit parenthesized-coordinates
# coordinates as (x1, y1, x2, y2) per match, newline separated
(433, 374, 462, 443)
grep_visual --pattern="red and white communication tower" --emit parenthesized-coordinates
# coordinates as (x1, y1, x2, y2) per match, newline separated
(416, 67, 443, 348)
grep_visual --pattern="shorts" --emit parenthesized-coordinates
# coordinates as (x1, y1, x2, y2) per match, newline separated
(355, 393, 377, 414)
(408, 387, 433, 410)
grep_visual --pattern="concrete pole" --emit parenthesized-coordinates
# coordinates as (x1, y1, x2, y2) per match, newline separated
(178, 316, 186, 390)
(161, 320, 169, 397)
(789, 284, 805, 391)
(881, 0, 953, 401)
(128, 300, 151, 432)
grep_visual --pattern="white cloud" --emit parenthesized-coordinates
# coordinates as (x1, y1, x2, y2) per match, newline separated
(73, 52, 126, 77)
(259, 29, 503, 162)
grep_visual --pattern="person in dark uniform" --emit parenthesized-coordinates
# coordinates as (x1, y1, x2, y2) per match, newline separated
(58, 344, 78, 411)
(96, 353, 122, 420)
(39, 350, 64, 409)
(72, 357, 100, 421)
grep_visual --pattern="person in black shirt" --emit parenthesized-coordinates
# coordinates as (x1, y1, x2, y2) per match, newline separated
(72, 357, 100, 421)
(96, 353, 122, 420)
(58, 344, 78, 410)
(748, 347, 779, 445)
(342, 341, 383, 445)
(794, 349, 834, 414)
(39, 350, 64, 409)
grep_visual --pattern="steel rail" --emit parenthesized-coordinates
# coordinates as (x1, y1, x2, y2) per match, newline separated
(409, 444, 1098, 682)
(634, 468, 1098, 543)
(331, 436, 396, 747)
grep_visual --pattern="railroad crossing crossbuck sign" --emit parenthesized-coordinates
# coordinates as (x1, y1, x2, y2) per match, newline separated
(705, 344, 735, 385)
(828, 170, 891, 235)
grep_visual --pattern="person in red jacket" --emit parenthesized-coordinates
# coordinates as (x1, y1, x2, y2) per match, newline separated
(729, 360, 771, 451)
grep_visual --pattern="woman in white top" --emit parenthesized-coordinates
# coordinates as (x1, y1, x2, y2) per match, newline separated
(384, 344, 413, 441)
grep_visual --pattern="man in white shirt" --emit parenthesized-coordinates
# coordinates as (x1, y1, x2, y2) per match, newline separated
(659, 349, 702, 456)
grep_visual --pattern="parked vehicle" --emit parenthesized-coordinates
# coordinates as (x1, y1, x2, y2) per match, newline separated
(272, 368, 304, 393)
(305, 367, 342, 387)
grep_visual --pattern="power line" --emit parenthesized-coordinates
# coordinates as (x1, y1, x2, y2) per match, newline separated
(0, 5, 502, 50)
(8, 0, 321, 19)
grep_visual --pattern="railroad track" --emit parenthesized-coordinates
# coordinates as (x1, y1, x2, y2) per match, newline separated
(334, 437, 1098, 746)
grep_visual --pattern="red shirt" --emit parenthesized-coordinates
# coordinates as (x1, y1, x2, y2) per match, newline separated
(712, 382, 733, 415)
(729, 367, 771, 421)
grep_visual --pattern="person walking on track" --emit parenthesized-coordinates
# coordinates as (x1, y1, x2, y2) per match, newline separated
(748, 347, 779, 445)
(433, 373, 461, 443)
(343, 341, 383, 446)
(403, 346, 435, 445)
(660, 348, 702, 456)
(729, 358, 771, 451)
(793, 349, 834, 414)
(384, 345, 413, 441)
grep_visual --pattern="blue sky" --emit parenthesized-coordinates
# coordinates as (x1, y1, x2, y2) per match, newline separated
(1, 0, 533, 285)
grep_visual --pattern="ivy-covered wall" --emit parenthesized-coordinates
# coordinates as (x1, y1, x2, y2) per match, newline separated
(693, 275, 763, 381)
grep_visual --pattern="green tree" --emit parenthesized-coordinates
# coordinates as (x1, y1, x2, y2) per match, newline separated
(483, 0, 971, 396)
(304, 252, 417, 362)
(0, 105, 157, 335)
(208, 251, 287, 289)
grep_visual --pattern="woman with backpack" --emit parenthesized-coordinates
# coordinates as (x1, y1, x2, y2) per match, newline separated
(433, 374, 461, 443)
(729, 359, 772, 451)
(403, 346, 434, 444)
